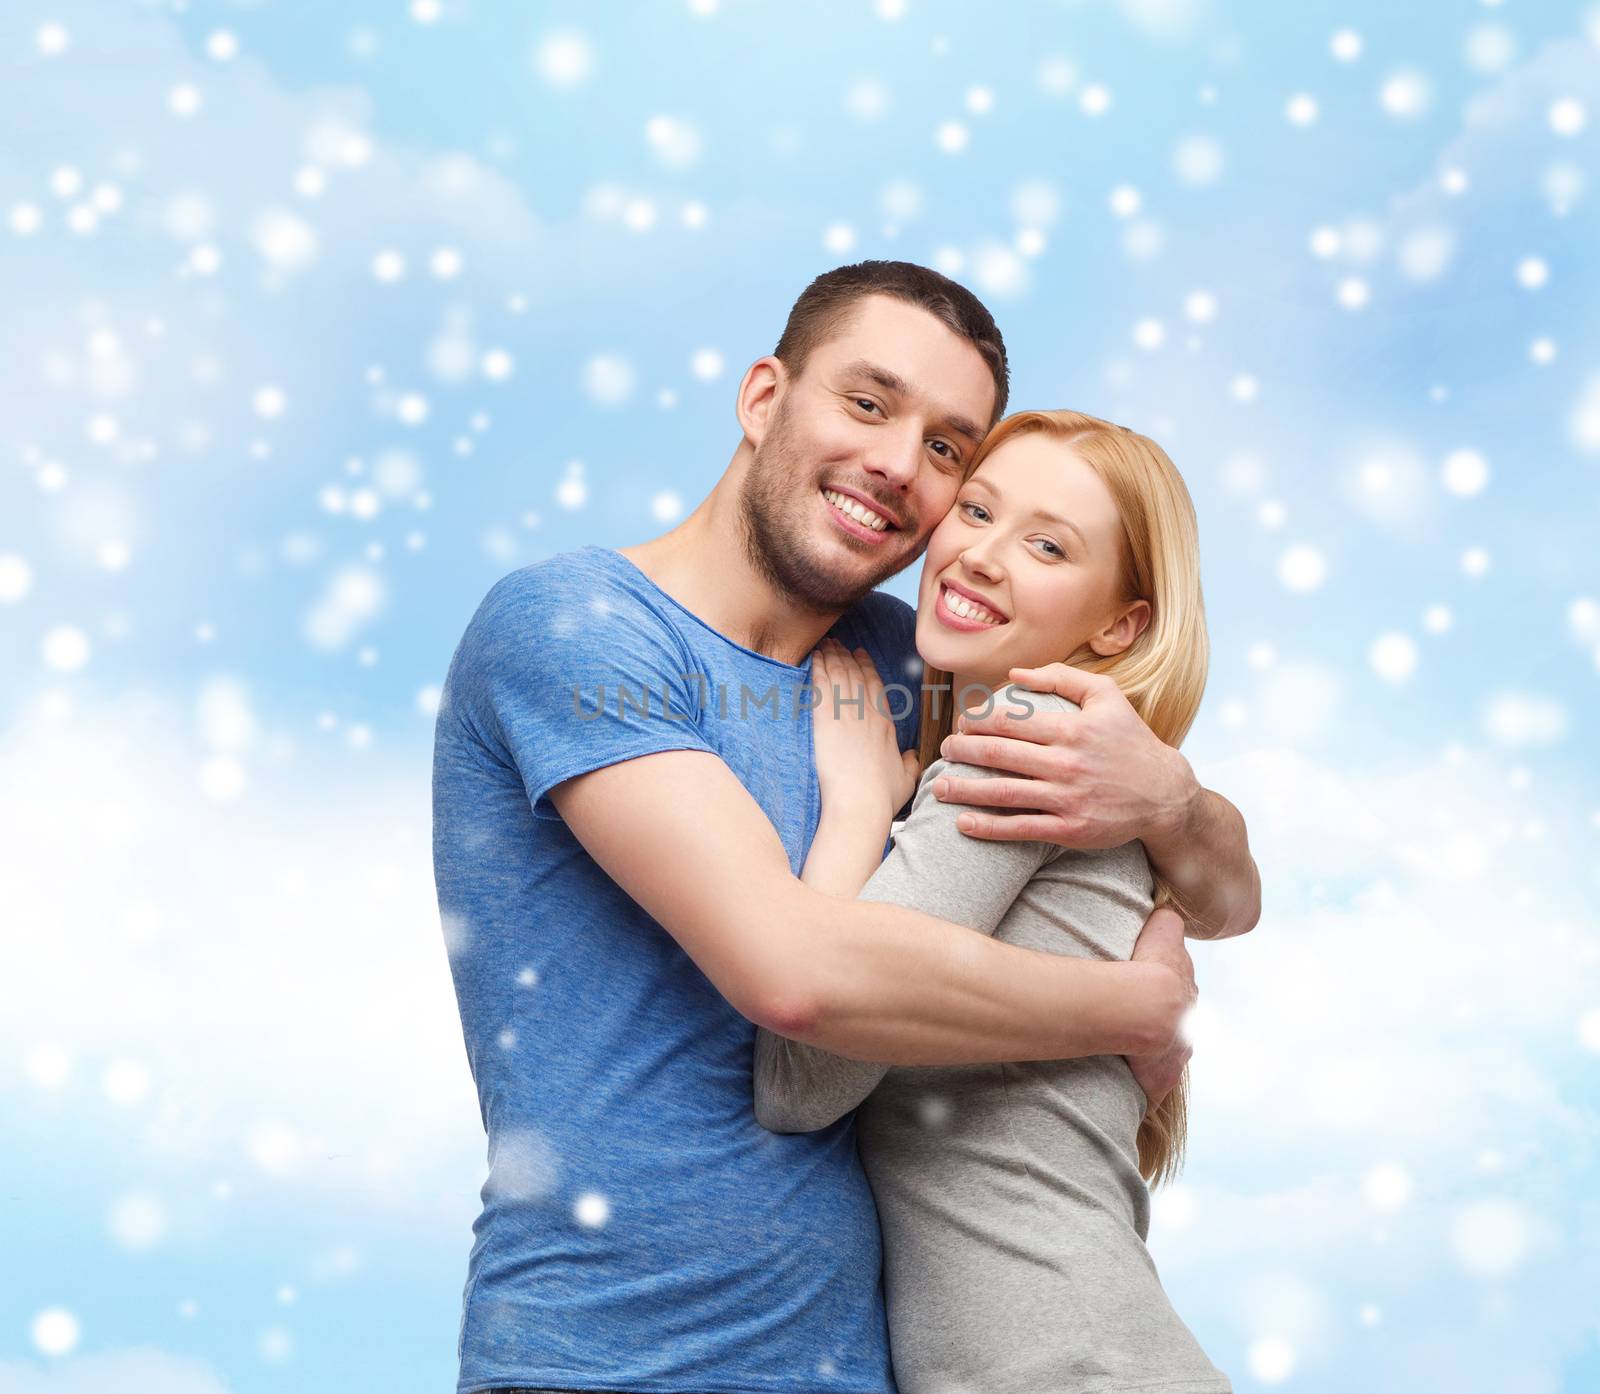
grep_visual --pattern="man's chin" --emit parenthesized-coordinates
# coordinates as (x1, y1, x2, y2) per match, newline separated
(816, 523, 912, 578)
(785, 531, 905, 610)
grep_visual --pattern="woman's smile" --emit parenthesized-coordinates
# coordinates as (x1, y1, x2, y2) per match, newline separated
(935, 579, 1008, 631)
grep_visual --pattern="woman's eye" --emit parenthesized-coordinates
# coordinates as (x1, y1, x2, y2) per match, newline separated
(1034, 538, 1066, 559)
(959, 501, 989, 522)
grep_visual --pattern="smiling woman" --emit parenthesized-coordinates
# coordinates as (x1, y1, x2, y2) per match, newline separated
(910, 408, 1213, 1188)
(913, 409, 1209, 768)
(751, 406, 1229, 1392)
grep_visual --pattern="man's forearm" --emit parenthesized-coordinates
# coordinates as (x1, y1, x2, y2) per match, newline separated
(1143, 783, 1261, 940)
(780, 892, 1183, 1066)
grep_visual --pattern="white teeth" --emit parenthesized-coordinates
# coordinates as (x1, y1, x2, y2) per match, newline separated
(942, 584, 1001, 626)
(823, 489, 889, 532)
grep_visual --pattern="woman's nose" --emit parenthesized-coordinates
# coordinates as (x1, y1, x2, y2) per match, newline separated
(960, 544, 1004, 581)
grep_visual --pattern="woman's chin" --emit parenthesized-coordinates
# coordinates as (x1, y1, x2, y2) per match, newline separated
(912, 620, 969, 675)
(915, 635, 1004, 698)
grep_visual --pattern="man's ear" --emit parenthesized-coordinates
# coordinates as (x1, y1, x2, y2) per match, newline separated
(735, 356, 786, 448)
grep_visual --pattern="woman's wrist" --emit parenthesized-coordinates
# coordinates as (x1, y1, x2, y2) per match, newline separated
(802, 801, 895, 896)
(818, 792, 894, 839)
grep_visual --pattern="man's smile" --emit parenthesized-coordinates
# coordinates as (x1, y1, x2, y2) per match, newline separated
(820, 486, 900, 543)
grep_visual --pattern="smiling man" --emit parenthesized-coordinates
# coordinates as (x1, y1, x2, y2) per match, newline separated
(431, 261, 1259, 1394)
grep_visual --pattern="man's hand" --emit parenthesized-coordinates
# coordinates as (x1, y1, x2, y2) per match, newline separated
(934, 661, 1262, 940)
(933, 663, 1198, 851)
(1124, 906, 1195, 1116)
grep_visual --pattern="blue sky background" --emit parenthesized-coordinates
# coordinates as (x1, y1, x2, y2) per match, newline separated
(2, 1, 1598, 1391)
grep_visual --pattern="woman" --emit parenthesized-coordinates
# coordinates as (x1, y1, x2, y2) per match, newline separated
(753, 409, 1231, 1393)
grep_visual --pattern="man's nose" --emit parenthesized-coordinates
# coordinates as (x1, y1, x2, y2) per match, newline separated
(861, 425, 925, 491)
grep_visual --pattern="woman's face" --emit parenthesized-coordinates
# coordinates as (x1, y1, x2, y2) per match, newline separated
(914, 431, 1150, 697)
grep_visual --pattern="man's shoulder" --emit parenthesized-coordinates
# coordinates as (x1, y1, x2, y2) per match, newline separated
(454, 547, 694, 690)
(831, 587, 920, 682)
(845, 586, 915, 628)
(474, 547, 675, 637)
(840, 589, 916, 659)
(479, 545, 618, 612)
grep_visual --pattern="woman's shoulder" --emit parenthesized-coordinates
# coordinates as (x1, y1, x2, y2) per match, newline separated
(990, 681, 1082, 722)
(1046, 834, 1156, 900)
(922, 683, 1080, 787)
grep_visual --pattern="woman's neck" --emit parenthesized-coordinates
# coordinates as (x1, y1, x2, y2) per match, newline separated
(947, 669, 1007, 720)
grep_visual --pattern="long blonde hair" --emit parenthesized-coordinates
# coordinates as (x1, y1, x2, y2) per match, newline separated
(913, 409, 1210, 1187)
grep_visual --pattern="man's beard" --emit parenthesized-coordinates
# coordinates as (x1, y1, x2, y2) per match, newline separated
(737, 397, 915, 615)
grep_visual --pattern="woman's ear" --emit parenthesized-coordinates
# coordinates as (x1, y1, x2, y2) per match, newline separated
(735, 356, 786, 448)
(1088, 598, 1152, 657)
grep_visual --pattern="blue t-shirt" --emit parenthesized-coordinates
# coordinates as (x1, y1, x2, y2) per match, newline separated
(432, 543, 923, 1394)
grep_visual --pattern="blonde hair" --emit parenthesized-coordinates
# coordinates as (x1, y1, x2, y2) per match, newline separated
(913, 409, 1210, 1187)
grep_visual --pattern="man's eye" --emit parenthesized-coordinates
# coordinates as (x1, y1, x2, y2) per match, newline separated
(929, 441, 956, 460)
(855, 398, 881, 415)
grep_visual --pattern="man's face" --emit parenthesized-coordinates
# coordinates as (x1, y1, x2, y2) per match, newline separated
(738, 295, 999, 614)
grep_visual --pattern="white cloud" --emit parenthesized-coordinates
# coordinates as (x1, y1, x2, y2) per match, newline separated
(1186, 740, 1599, 1193)
(0, 694, 483, 1201)
(1386, 37, 1600, 245)
(0, 1348, 236, 1394)
(533, 30, 594, 88)
(1483, 692, 1569, 747)
(1570, 373, 1600, 453)
(1154, 850, 1597, 1387)
(1116, 0, 1211, 42)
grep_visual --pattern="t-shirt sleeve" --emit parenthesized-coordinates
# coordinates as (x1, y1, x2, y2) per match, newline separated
(753, 693, 1069, 1132)
(441, 563, 720, 821)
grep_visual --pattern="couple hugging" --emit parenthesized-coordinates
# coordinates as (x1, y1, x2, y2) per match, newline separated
(432, 259, 1259, 1394)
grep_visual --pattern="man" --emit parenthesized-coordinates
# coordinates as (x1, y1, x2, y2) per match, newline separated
(432, 260, 1259, 1394)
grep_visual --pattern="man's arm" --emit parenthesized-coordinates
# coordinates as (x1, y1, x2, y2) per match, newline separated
(549, 748, 1191, 1065)
(755, 745, 1196, 1134)
(1138, 780, 1261, 942)
(757, 751, 1052, 1134)
(932, 668, 1262, 940)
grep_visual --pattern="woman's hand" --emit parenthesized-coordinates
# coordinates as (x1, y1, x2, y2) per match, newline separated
(809, 638, 921, 828)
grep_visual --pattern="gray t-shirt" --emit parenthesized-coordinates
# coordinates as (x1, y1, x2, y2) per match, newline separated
(754, 686, 1232, 1394)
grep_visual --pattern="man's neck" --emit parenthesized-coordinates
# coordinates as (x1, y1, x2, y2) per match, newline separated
(618, 481, 849, 668)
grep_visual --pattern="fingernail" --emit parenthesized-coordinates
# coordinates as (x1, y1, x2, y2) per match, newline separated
(956, 814, 975, 833)
(933, 778, 948, 798)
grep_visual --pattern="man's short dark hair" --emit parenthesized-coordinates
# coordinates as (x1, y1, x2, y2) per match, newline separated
(773, 260, 1009, 426)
